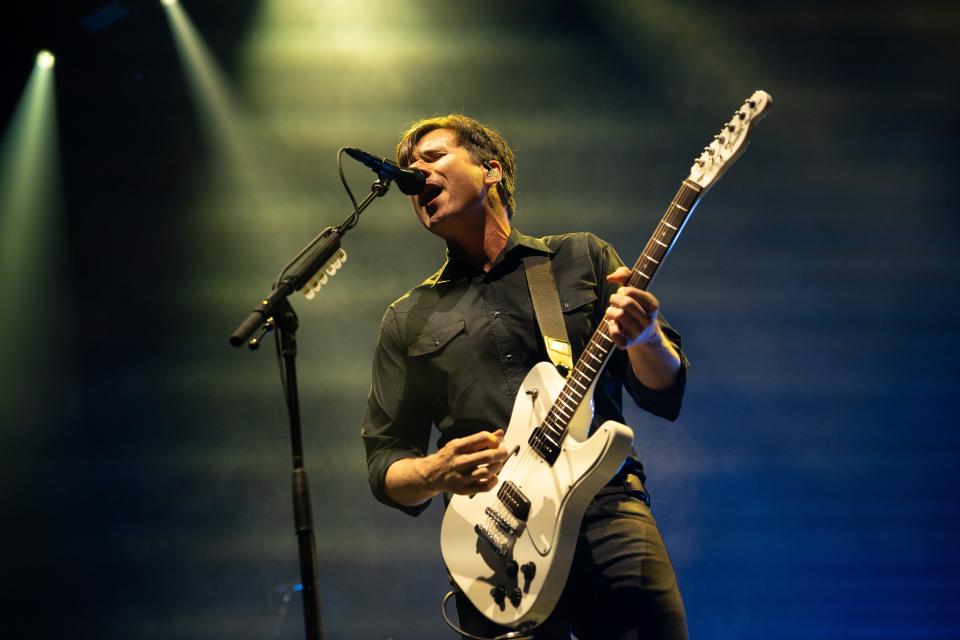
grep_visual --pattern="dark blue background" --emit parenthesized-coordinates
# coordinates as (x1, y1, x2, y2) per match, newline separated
(2, 1, 957, 638)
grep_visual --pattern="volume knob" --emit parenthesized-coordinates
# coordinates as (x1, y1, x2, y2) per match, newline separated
(521, 562, 537, 581)
(490, 585, 506, 609)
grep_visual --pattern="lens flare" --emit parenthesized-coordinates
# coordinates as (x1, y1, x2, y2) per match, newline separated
(36, 50, 55, 69)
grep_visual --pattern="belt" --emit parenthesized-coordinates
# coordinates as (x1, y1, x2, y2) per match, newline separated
(598, 468, 651, 507)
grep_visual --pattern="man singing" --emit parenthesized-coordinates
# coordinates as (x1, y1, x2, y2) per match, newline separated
(362, 114, 688, 639)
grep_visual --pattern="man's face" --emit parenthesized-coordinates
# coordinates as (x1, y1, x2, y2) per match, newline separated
(407, 128, 490, 235)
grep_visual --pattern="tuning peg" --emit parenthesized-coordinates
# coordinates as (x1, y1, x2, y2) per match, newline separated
(726, 123, 735, 132)
(737, 111, 746, 120)
(748, 99, 756, 108)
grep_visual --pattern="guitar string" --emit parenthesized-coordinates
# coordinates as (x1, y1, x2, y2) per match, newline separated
(499, 183, 699, 503)
(506, 187, 694, 490)
(509, 155, 727, 486)
(507, 132, 735, 490)
(469, 112, 755, 607)
(484, 208, 679, 546)
(482, 169, 727, 558)
(470, 109, 755, 589)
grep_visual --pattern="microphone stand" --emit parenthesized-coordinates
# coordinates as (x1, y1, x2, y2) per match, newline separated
(229, 177, 392, 640)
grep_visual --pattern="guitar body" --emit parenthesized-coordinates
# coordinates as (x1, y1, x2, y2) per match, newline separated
(441, 362, 634, 629)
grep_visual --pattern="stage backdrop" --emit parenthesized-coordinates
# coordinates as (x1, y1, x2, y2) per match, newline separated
(1, 1, 957, 638)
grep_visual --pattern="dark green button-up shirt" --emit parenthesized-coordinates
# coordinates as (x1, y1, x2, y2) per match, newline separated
(361, 228, 686, 515)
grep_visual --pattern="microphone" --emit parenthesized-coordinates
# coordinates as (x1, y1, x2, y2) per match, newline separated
(344, 147, 426, 195)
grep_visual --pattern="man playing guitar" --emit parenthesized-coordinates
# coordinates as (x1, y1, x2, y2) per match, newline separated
(361, 114, 688, 639)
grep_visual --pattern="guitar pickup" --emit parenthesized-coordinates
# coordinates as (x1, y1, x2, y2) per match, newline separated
(497, 481, 531, 522)
(528, 426, 561, 465)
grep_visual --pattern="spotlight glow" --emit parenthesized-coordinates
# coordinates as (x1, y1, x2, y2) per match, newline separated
(0, 54, 63, 425)
(161, 0, 178, 6)
(36, 50, 55, 69)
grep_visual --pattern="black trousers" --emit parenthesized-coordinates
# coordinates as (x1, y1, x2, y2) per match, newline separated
(455, 475, 688, 640)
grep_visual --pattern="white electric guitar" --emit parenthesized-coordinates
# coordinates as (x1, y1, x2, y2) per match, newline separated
(440, 90, 773, 630)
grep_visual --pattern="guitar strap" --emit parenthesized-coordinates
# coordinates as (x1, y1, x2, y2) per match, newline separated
(522, 254, 573, 378)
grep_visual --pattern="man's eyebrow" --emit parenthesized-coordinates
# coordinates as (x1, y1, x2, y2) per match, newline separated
(412, 145, 446, 162)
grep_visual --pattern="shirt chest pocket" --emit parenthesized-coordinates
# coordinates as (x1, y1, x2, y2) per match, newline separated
(560, 287, 598, 350)
(407, 318, 478, 411)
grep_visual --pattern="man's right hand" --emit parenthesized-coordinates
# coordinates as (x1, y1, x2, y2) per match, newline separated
(416, 429, 508, 495)
(384, 429, 509, 507)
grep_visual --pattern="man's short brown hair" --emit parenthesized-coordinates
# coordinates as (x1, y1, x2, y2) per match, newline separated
(396, 114, 517, 218)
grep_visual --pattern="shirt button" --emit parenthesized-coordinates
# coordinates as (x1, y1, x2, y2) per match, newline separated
(563, 302, 569, 309)
(434, 340, 440, 346)
(505, 354, 512, 360)
(493, 311, 501, 317)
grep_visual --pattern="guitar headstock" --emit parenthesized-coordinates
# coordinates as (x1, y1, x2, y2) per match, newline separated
(688, 90, 773, 192)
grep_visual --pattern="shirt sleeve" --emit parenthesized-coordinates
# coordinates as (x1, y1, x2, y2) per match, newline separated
(361, 306, 434, 516)
(597, 240, 689, 422)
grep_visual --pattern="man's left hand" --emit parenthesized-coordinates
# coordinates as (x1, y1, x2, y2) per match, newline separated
(604, 266, 664, 350)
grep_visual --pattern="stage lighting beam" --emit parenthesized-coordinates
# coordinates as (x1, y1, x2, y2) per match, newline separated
(0, 57, 63, 428)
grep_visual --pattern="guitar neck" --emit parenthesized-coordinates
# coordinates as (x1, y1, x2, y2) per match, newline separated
(540, 180, 703, 443)
(626, 179, 703, 292)
(533, 91, 773, 452)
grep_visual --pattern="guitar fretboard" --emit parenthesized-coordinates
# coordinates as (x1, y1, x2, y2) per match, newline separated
(534, 180, 703, 451)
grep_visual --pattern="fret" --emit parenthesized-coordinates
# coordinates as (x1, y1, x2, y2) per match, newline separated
(543, 414, 563, 432)
(540, 431, 560, 448)
(541, 180, 704, 452)
(557, 393, 576, 412)
(521, 89, 772, 468)
(544, 413, 562, 431)
(541, 426, 563, 443)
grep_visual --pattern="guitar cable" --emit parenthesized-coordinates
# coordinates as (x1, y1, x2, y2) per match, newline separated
(440, 590, 535, 640)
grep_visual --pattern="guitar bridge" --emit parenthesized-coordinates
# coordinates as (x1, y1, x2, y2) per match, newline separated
(474, 523, 508, 558)
(484, 506, 518, 536)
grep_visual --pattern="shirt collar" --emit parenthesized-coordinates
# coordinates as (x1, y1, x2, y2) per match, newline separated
(427, 227, 555, 286)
